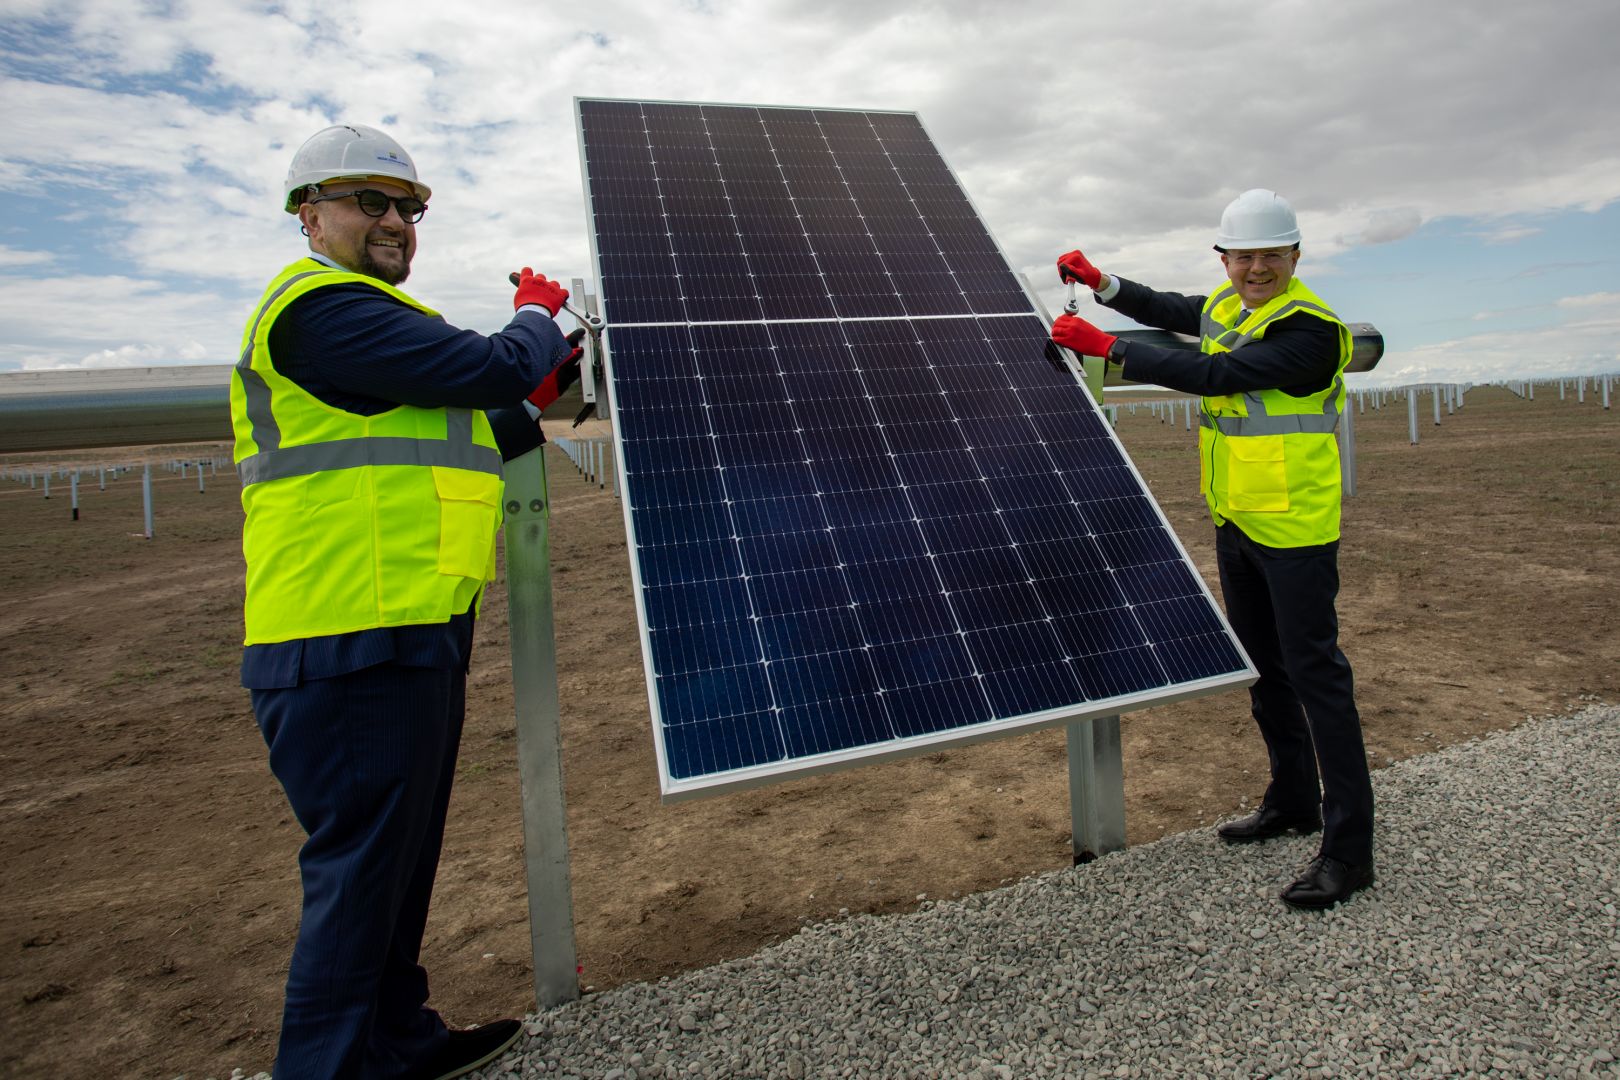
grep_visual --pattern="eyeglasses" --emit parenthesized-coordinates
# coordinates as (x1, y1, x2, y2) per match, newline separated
(1224, 249, 1295, 268)
(307, 188, 427, 223)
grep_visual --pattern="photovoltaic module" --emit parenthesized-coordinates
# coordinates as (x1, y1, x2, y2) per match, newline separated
(575, 98, 1254, 800)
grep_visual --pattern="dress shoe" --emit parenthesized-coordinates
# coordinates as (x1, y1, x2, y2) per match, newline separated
(408, 1019, 523, 1080)
(1216, 804, 1322, 843)
(1281, 855, 1374, 909)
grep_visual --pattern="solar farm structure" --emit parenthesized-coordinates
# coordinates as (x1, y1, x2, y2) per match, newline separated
(6, 103, 1613, 1049)
(574, 98, 1257, 806)
(414, 95, 1263, 1006)
(0, 365, 233, 452)
(5, 378, 1618, 1076)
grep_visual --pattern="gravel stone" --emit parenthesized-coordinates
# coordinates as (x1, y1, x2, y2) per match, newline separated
(433, 705, 1620, 1079)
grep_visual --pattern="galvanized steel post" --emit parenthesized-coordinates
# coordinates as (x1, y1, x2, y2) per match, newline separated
(501, 445, 580, 1009)
(142, 464, 154, 539)
(1340, 403, 1357, 497)
(1068, 716, 1126, 864)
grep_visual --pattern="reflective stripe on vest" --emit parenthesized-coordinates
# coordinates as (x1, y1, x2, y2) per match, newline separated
(1200, 409, 1341, 436)
(236, 414, 502, 485)
(1197, 368, 1346, 436)
(233, 268, 502, 484)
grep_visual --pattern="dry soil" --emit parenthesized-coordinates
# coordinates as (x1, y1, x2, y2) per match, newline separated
(1, 385, 1615, 1077)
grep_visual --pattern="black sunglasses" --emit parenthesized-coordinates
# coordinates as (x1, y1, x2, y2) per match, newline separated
(307, 188, 427, 223)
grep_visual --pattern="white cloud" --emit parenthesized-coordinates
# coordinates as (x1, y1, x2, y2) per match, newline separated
(1371, 313, 1620, 387)
(1473, 224, 1543, 245)
(1365, 292, 1620, 385)
(27, 341, 213, 370)
(1556, 291, 1620, 310)
(0, 245, 56, 268)
(0, 273, 232, 370)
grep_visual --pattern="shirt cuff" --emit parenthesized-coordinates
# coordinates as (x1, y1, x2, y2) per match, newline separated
(515, 304, 549, 318)
(1094, 276, 1121, 303)
(521, 399, 542, 420)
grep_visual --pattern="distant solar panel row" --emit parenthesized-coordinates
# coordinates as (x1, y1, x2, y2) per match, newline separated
(575, 99, 1252, 798)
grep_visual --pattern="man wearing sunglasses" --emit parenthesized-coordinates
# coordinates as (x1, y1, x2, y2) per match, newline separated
(232, 123, 578, 1079)
(1048, 190, 1375, 912)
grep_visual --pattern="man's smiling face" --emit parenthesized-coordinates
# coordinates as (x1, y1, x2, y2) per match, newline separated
(1221, 245, 1301, 309)
(299, 178, 417, 284)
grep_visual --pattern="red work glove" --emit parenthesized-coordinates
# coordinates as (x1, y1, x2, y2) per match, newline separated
(1051, 313, 1118, 359)
(512, 267, 569, 316)
(1056, 248, 1103, 290)
(526, 329, 587, 412)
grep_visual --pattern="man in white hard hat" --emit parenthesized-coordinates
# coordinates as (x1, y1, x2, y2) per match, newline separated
(233, 123, 582, 1078)
(1047, 190, 1375, 910)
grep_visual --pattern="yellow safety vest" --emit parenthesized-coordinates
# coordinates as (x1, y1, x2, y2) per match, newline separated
(1197, 277, 1353, 548)
(231, 258, 505, 645)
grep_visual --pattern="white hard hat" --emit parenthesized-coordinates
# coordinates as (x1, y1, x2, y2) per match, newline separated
(1215, 189, 1301, 250)
(283, 123, 431, 214)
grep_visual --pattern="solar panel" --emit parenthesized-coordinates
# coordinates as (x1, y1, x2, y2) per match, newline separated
(576, 98, 1255, 800)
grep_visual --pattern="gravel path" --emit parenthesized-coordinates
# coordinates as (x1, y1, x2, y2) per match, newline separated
(467, 703, 1619, 1080)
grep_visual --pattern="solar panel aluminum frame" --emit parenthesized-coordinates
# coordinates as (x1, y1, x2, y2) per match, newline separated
(573, 96, 1257, 802)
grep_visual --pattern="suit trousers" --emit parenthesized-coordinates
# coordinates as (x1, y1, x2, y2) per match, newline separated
(253, 661, 467, 1079)
(1215, 523, 1374, 864)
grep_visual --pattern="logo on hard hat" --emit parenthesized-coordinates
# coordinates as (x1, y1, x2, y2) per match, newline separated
(378, 152, 405, 165)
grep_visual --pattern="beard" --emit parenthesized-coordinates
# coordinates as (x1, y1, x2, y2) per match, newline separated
(359, 244, 411, 285)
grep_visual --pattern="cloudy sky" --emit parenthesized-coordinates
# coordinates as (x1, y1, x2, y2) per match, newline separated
(2, 0, 1617, 387)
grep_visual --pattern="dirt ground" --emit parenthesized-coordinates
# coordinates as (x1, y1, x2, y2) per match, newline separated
(1, 385, 1616, 1077)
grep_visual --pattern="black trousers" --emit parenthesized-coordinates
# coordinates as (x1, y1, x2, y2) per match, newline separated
(253, 662, 466, 1079)
(1215, 523, 1374, 864)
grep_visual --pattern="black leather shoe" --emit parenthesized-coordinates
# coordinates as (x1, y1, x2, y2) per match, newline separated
(410, 1019, 523, 1080)
(1281, 855, 1374, 909)
(1216, 805, 1322, 843)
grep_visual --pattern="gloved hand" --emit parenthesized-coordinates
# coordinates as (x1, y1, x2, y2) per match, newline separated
(526, 329, 587, 412)
(1056, 248, 1103, 290)
(1051, 313, 1118, 359)
(512, 267, 569, 316)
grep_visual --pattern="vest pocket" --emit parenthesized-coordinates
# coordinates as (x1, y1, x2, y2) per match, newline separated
(1225, 435, 1290, 512)
(432, 466, 501, 580)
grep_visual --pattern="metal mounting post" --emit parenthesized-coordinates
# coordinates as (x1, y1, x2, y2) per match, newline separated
(1340, 402, 1357, 497)
(501, 446, 579, 1009)
(1067, 715, 1126, 864)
